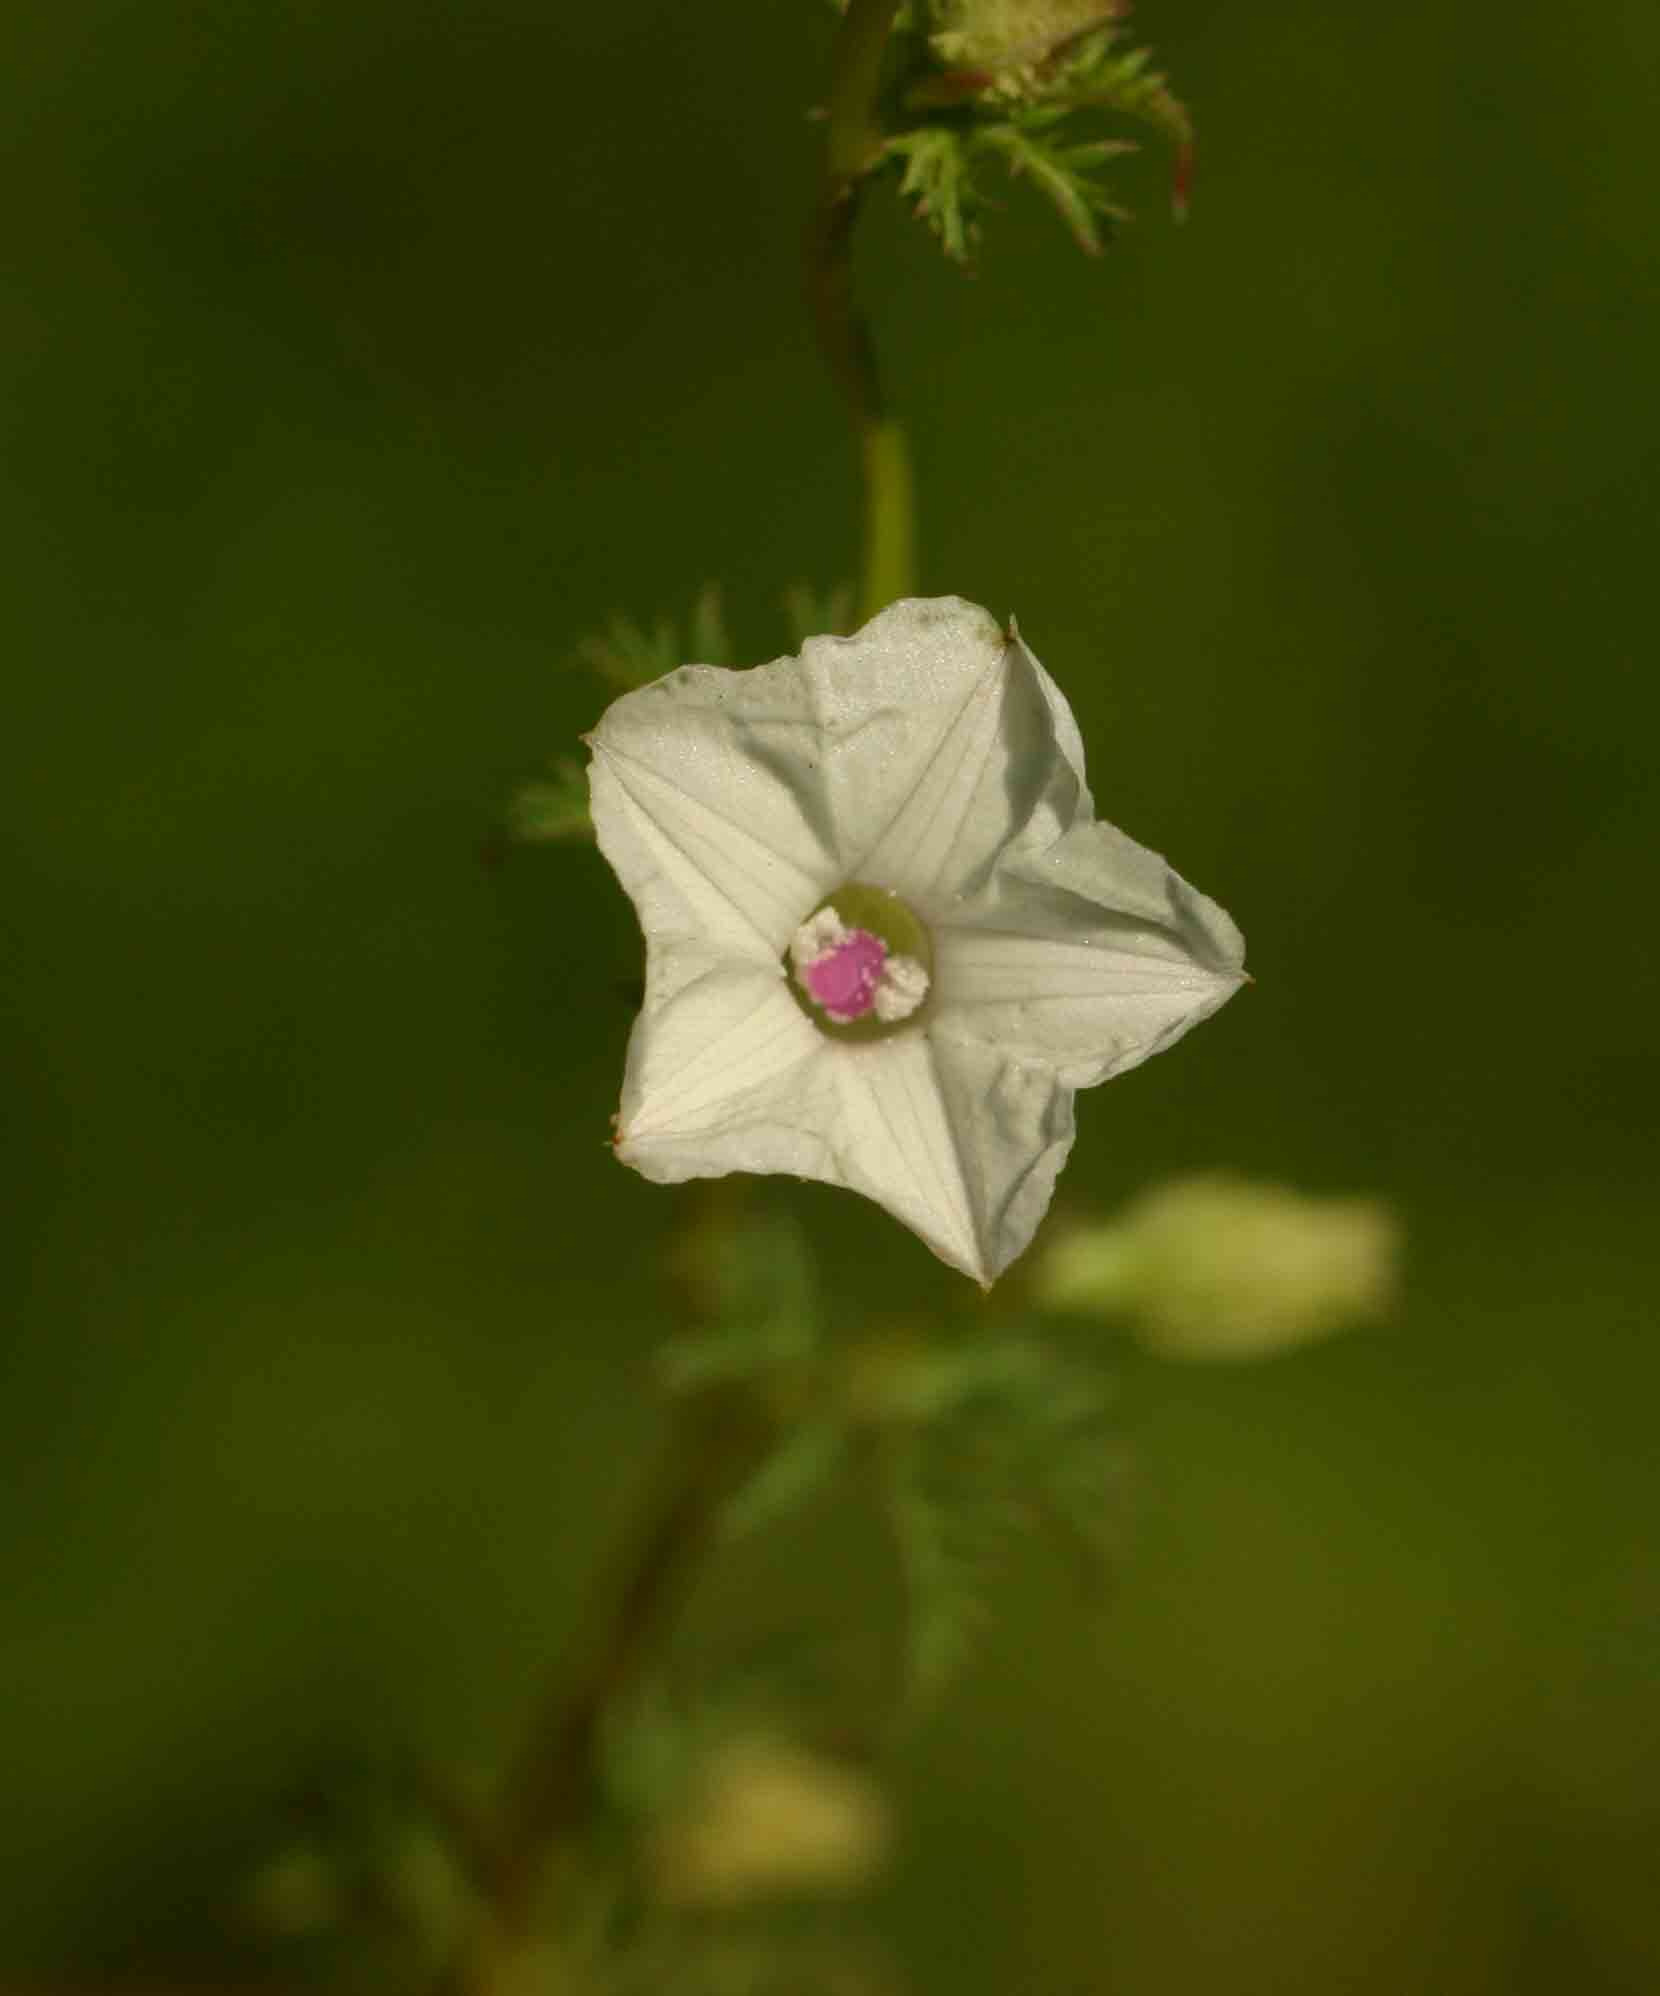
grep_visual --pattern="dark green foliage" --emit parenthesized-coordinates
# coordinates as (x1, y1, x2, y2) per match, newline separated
(876, 1335, 1119, 1699)
(665, 1220, 1123, 1700)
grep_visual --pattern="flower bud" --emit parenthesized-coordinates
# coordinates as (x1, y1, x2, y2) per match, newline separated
(932, 2, 1127, 81)
(1037, 1173, 1400, 1360)
(651, 1736, 892, 1908)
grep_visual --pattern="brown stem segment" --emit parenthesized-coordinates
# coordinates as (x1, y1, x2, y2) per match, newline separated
(805, 0, 914, 620)
(825, 0, 904, 182)
(452, 1385, 772, 1991)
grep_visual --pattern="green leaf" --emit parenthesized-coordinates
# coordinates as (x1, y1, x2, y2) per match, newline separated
(681, 1207, 819, 1350)
(516, 587, 733, 849)
(657, 1207, 821, 1397)
(877, 1333, 1123, 1700)
(883, 124, 980, 263)
(576, 611, 681, 691)
(1043, 31, 1195, 216)
(571, 584, 735, 689)
(782, 579, 855, 644)
(877, 16, 1194, 260)
(687, 581, 734, 667)
(657, 1318, 814, 1394)
(887, 1430, 1010, 1700)
(977, 123, 1132, 256)
(599, 1677, 695, 1821)
(1056, 33, 1193, 149)
(719, 1419, 847, 1542)
(509, 755, 592, 843)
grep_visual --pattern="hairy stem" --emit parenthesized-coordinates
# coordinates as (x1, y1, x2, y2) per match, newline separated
(451, 1384, 772, 1993)
(807, 0, 915, 622)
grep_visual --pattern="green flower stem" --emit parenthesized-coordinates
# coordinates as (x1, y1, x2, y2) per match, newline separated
(807, 0, 916, 622)
(825, 0, 903, 180)
(861, 413, 916, 623)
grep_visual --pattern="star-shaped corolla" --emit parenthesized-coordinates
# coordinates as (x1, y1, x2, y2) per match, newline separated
(585, 597, 1245, 1286)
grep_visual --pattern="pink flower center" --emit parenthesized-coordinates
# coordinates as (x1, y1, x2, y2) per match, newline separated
(800, 927, 888, 1022)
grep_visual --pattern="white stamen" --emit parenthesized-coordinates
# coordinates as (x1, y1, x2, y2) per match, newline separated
(789, 906, 847, 974)
(872, 953, 929, 1023)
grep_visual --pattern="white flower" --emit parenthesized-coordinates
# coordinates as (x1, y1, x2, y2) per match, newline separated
(586, 597, 1245, 1285)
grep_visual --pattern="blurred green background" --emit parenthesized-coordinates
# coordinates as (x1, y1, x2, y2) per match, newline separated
(5, 0, 1658, 1988)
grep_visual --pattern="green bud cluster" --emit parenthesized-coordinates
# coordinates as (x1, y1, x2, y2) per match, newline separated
(832, 0, 1192, 260)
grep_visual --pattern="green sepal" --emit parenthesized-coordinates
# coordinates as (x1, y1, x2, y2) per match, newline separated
(509, 755, 592, 843)
(576, 611, 681, 691)
(977, 123, 1132, 256)
(686, 581, 734, 668)
(783, 580, 855, 645)
(876, 1331, 1121, 1704)
(873, 17, 1193, 260)
(885, 124, 981, 263)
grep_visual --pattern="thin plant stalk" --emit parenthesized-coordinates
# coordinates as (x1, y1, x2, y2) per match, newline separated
(807, 0, 915, 620)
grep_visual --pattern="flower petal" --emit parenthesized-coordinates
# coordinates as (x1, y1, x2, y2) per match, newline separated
(616, 961, 830, 1166)
(587, 673, 842, 962)
(920, 1030, 1079, 1284)
(589, 599, 1086, 943)
(826, 1036, 982, 1279)
(932, 822, 1244, 1088)
(616, 967, 990, 1281)
(849, 607, 1086, 908)
(598, 599, 1024, 890)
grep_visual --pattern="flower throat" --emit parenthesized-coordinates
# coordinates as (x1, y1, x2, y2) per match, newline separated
(787, 883, 932, 1041)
